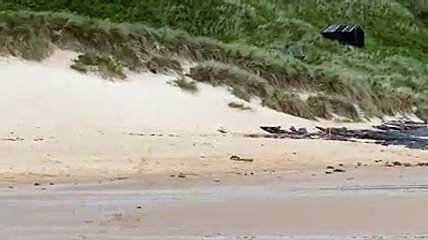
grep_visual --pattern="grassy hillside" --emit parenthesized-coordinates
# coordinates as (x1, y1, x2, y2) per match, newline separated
(1, 0, 428, 121)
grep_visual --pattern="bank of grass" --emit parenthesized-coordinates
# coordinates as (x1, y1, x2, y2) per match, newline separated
(0, 10, 427, 121)
(146, 54, 183, 74)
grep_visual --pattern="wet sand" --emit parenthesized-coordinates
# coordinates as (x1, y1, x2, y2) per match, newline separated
(2, 168, 428, 240)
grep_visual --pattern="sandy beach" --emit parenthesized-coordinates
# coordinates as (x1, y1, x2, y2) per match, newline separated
(3, 168, 428, 240)
(2, 51, 428, 239)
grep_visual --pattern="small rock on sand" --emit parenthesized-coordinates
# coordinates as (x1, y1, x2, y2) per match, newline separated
(392, 161, 402, 166)
(177, 173, 186, 178)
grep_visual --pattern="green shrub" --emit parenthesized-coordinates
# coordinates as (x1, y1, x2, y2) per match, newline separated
(71, 52, 127, 80)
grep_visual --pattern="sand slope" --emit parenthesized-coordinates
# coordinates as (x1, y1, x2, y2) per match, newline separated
(0, 51, 317, 136)
(1, 51, 428, 182)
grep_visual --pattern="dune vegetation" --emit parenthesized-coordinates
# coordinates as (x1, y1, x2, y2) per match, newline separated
(1, 0, 428, 121)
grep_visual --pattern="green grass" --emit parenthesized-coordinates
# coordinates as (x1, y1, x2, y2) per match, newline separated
(1, 0, 428, 121)
(146, 54, 183, 74)
(172, 76, 198, 93)
(70, 52, 126, 80)
(307, 95, 361, 121)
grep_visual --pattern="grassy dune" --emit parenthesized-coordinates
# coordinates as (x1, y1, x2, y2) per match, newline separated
(1, 1, 428, 121)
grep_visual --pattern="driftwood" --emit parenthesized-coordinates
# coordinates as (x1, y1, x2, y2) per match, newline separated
(260, 120, 428, 150)
(229, 155, 254, 162)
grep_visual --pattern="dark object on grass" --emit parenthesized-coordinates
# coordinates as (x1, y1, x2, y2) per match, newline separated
(321, 24, 365, 48)
(273, 45, 305, 60)
(287, 47, 305, 60)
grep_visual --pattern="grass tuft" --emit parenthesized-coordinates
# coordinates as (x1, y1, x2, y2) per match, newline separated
(228, 102, 253, 111)
(172, 76, 198, 93)
(307, 95, 361, 121)
(146, 54, 183, 74)
(70, 52, 126, 80)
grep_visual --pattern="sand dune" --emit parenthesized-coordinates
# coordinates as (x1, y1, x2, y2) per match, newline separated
(0, 51, 318, 136)
(1, 51, 427, 182)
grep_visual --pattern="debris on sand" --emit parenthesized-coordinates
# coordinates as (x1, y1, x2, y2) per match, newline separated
(333, 168, 346, 173)
(1, 137, 24, 141)
(259, 120, 428, 150)
(177, 173, 186, 178)
(325, 164, 346, 174)
(384, 161, 428, 168)
(217, 127, 230, 134)
(403, 162, 412, 167)
(392, 161, 403, 166)
(229, 155, 254, 162)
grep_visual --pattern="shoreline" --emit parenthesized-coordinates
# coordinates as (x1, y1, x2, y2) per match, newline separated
(2, 166, 428, 239)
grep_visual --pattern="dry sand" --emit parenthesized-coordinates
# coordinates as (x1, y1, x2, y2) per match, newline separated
(2, 51, 428, 239)
(1, 51, 426, 182)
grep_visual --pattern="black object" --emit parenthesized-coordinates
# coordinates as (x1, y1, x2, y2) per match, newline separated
(260, 120, 428, 150)
(287, 47, 305, 60)
(321, 24, 365, 48)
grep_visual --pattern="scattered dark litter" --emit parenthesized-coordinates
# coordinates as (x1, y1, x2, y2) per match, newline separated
(392, 161, 403, 166)
(333, 168, 346, 173)
(127, 132, 180, 137)
(177, 173, 186, 178)
(325, 164, 346, 174)
(1, 137, 24, 141)
(384, 161, 428, 168)
(229, 155, 254, 162)
(259, 120, 428, 150)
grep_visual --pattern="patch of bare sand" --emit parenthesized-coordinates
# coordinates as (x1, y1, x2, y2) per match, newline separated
(1, 51, 427, 183)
